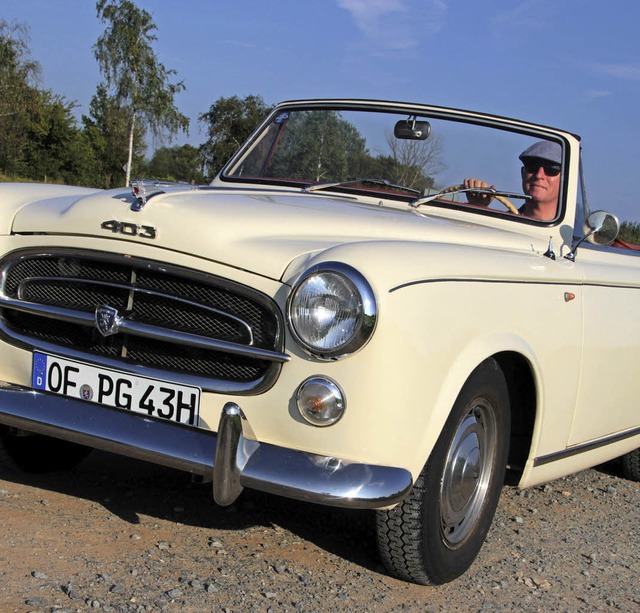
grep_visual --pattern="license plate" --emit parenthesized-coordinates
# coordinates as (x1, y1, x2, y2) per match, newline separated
(32, 352, 200, 426)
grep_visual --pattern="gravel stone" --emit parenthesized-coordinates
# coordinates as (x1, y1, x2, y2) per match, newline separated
(1, 451, 638, 611)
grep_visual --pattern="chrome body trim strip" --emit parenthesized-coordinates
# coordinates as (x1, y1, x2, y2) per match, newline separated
(533, 425, 640, 467)
(0, 387, 413, 509)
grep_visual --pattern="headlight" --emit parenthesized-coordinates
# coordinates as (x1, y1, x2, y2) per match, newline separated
(287, 262, 376, 359)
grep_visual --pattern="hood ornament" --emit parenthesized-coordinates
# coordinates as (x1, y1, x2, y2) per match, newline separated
(130, 178, 199, 211)
(95, 305, 122, 337)
(131, 180, 166, 211)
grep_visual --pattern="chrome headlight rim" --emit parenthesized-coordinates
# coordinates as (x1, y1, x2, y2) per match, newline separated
(287, 261, 377, 360)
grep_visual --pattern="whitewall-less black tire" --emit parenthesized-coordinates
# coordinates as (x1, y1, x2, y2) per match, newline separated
(621, 448, 640, 482)
(376, 358, 510, 585)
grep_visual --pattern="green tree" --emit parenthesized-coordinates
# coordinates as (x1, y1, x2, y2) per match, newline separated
(619, 221, 640, 245)
(82, 83, 146, 188)
(0, 21, 41, 176)
(141, 144, 205, 184)
(94, 0, 189, 186)
(0, 21, 94, 185)
(24, 91, 93, 184)
(199, 95, 272, 179)
(266, 110, 368, 182)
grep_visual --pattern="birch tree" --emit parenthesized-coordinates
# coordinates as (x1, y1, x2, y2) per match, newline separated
(94, 0, 188, 186)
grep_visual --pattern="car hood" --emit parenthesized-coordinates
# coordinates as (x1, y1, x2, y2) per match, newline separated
(9, 184, 534, 281)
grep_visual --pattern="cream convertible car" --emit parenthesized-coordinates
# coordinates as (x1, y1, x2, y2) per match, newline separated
(0, 100, 638, 585)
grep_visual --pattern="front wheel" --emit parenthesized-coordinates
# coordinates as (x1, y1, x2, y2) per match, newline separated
(376, 358, 510, 585)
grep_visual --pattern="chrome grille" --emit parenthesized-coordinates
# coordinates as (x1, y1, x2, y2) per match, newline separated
(0, 250, 287, 394)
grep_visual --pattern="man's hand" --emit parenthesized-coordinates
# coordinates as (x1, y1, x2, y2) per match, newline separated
(463, 178, 495, 206)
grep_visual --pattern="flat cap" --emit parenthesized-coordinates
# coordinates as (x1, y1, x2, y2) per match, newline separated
(519, 141, 562, 165)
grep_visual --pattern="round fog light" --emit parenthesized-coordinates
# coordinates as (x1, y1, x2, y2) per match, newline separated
(296, 377, 345, 426)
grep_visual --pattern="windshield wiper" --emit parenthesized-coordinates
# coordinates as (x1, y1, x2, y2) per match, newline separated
(304, 177, 422, 196)
(410, 186, 531, 208)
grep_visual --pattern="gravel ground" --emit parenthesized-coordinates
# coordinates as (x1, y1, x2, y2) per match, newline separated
(0, 450, 638, 612)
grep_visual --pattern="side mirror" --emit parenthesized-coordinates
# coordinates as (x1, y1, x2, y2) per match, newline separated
(584, 210, 619, 246)
(566, 210, 620, 260)
(394, 119, 431, 140)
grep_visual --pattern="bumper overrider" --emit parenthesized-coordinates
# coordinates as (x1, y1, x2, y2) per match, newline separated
(0, 385, 413, 509)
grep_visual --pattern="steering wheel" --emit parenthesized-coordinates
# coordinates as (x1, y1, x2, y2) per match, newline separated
(440, 184, 519, 215)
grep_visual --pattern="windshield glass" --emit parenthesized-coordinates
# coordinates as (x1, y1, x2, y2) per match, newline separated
(223, 106, 565, 222)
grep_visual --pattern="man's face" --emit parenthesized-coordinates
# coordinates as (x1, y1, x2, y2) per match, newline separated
(521, 158, 561, 209)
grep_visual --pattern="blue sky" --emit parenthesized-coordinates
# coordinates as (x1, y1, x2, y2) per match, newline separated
(4, 0, 640, 222)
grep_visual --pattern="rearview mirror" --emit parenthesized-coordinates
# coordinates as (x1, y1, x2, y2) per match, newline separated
(394, 119, 431, 140)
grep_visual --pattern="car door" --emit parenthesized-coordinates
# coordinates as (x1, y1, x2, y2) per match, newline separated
(568, 245, 640, 444)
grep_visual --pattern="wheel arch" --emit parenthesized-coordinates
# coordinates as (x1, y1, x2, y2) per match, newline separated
(390, 325, 543, 485)
(492, 351, 537, 486)
(408, 344, 539, 487)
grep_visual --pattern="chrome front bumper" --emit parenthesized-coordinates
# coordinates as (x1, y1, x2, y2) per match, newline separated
(0, 386, 413, 509)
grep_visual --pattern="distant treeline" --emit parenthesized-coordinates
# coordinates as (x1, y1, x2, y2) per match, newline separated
(2, 15, 639, 229)
(619, 221, 640, 244)
(1, 12, 271, 189)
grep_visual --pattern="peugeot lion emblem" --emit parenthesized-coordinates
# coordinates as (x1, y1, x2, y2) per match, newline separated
(95, 304, 122, 337)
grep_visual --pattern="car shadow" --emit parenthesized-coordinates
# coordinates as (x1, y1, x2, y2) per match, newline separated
(0, 448, 380, 573)
(594, 458, 625, 478)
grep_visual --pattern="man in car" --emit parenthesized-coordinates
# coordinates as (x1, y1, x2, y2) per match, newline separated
(464, 141, 562, 221)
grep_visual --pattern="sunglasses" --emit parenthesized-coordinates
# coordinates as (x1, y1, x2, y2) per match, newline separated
(523, 161, 561, 177)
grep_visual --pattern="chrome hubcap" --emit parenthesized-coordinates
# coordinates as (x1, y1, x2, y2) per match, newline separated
(440, 399, 497, 547)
